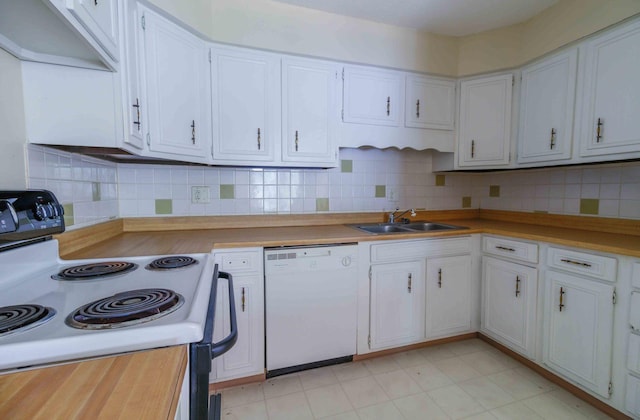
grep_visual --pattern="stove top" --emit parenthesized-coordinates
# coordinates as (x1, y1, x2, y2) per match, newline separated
(0, 240, 213, 372)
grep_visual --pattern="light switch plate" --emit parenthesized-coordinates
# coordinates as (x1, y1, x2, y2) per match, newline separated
(191, 186, 210, 204)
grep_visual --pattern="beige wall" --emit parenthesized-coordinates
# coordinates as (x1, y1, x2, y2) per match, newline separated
(0, 49, 27, 189)
(458, 0, 640, 76)
(147, 0, 213, 36)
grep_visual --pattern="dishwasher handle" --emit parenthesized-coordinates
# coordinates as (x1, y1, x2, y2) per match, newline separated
(211, 271, 238, 359)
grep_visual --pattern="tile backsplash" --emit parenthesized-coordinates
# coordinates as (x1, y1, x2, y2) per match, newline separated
(27, 144, 640, 228)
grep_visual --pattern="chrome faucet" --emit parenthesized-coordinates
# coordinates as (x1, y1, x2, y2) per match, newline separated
(388, 208, 416, 224)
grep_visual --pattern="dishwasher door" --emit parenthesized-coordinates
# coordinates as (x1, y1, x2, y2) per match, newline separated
(265, 245, 358, 374)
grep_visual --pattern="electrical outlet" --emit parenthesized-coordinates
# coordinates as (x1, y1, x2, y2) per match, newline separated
(191, 186, 210, 204)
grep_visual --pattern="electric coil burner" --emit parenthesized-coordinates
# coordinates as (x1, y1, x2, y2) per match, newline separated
(52, 261, 138, 281)
(146, 256, 198, 271)
(0, 304, 56, 337)
(66, 288, 184, 330)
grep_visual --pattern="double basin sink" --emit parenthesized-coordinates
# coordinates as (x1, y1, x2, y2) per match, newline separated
(350, 221, 468, 235)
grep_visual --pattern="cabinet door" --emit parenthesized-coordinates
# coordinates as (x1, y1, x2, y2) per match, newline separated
(141, 7, 209, 159)
(458, 74, 513, 167)
(543, 270, 614, 398)
(405, 75, 455, 130)
(518, 49, 577, 163)
(119, 0, 143, 149)
(370, 261, 424, 350)
(425, 255, 472, 338)
(67, 0, 119, 60)
(579, 20, 640, 157)
(482, 257, 538, 358)
(213, 274, 264, 381)
(282, 57, 338, 164)
(211, 48, 279, 162)
(343, 66, 403, 126)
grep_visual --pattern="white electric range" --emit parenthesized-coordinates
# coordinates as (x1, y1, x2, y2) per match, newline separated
(0, 190, 237, 420)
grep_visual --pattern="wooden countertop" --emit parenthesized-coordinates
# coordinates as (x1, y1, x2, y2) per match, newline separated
(0, 346, 187, 420)
(62, 216, 640, 259)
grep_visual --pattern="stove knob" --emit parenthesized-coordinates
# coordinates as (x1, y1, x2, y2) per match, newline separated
(51, 204, 64, 218)
(35, 203, 53, 220)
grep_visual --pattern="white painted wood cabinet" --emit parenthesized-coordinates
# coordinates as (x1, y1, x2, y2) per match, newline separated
(369, 260, 425, 350)
(66, 0, 119, 61)
(425, 255, 472, 338)
(210, 47, 279, 164)
(211, 248, 264, 382)
(543, 270, 614, 398)
(405, 75, 455, 130)
(577, 19, 640, 158)
(118, 0, 143, 150)
(281, 57, 339, 165)
(482, 256, 538, 358)
(517, 49, 577, 164)
(140, 6, 210, 161)
(343, 66, 403, 127)
(458, 74, 513, 167)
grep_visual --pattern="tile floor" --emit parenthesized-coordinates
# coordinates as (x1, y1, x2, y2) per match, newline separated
(219, 339, 612, 420)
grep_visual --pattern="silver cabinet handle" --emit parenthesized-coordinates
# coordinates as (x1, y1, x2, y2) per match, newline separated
(596, 118, 604, 143)
(241, 287, 246, 312)
(560, 258, 592, 268)
(416, 99, 420, 118)
(438, 268, 442, 288)
(407, 273, 412, 293)
(191, 120, 196, 144)
(559, 286, 565, 311)
(386, 96, 390, 116)
(471, 140, 475, 158)
(496, 245, 516, 252)
(257, 128, 261, 150)
(515, 276, 521, 297)
(550, 128, 556, 149)
(295, 130, 299, 152)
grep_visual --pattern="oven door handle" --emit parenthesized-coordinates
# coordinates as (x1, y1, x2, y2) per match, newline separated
(211, 271, 238, 359)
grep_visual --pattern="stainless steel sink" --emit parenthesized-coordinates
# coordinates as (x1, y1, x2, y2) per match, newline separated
(350, 221, 468, 235)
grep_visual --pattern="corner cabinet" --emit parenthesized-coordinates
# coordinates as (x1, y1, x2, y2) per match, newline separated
(458, 74, 513, 167)
(281, 57, 339, 165)
(211, 248, 264, 383)
(343, 66, 403, 126)
(66, 0, 119, 61)
(577, 19, 640, 159)
(139, 5, 210, 162)
(517, 49, 577, 164)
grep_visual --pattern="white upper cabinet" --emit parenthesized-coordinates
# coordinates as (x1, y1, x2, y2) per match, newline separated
(405, 75, 455, 130)
(211, 47, 280, 164)
(517, 49, 577, 164)
(343, 66, 403, 126)
(140, 6, 210, 161)
(118, 0, 143, 150)
(577, 19, 640, 158)
(281, 57, 339, 165)
(458, 74, 513, 167)
(66, 0, 119, 61)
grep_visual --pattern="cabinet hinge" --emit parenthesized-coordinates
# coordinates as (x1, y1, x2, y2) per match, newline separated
(342, 68, 344, 81)
(208, 50, 211, 63)
(367, 334, 371, 349)
(613, 289, 617, 305)
(512, 75, 515, 86)
(608, 381, 613, 396)
(341, 109, 344, 122)
(368, 266, 372, 280)
(141, 14, 146, 30)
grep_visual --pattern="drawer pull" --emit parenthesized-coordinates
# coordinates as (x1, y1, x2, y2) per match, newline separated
(560, 258, 592, 268)
(559, 287, 565, 312)
(407, 273, 412, 293)
(496, 245, 516, 252)
(515, 276, 521, 297)
(438, 268, 442, 288)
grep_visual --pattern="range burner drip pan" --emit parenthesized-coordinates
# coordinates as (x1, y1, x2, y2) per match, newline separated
(145, 256, 198, 271)
(66, 288, 184, 330)
(53, 262, 138, 280)
(0, 304, 56, 337)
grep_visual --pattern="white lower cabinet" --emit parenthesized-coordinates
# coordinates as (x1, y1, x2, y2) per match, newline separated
(543, 270, 614, 398)
(627, 374, 640, 417)
(425, 255, 472, 339)
(369, 261, 425, 350)
(211, 248, 264, 382)
(482, 256, 538, 358)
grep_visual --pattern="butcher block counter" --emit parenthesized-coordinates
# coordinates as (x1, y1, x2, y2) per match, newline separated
(0, 346, 187, 420)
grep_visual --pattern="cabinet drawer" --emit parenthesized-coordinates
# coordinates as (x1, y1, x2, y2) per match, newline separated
(483, 236, 538, 264)
(628, 333, 640, 375)
(626, 374, 640, 416)
(213, 248, 262, 273)
(370, 237, 471, 263)
(547, 247, 617, 281)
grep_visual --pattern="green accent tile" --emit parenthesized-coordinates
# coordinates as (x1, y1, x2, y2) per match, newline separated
(580, 198, 599, 215)
(462, 196, 472, 208)
(435, 175, 446, 186)
(155, 199, 173, 215)
(316, 198, 329, 212)
(489, 185, 501, 197)
(341, 160, 353, 173)
(375, 185, 386, 198)
(63, 203, 74, 226)
(92, 182, 101, 202)
(220, 184, 235, 199)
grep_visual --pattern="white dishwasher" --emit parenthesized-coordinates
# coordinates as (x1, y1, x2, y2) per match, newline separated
(265, 244, 358, 376)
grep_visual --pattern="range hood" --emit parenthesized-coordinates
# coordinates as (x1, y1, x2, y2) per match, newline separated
(0, 0, 115, 70)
